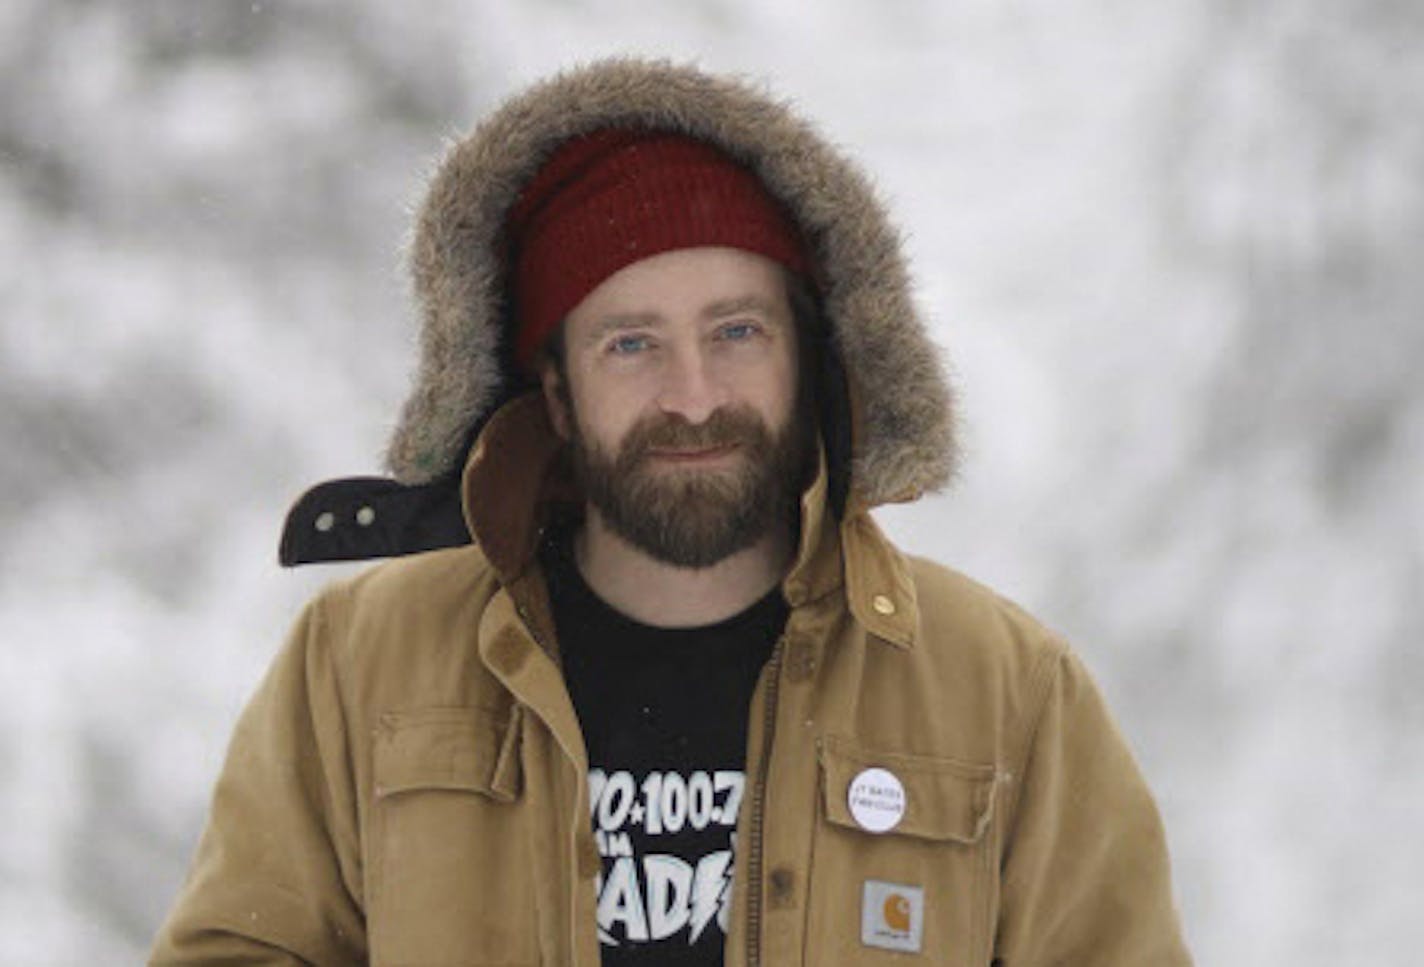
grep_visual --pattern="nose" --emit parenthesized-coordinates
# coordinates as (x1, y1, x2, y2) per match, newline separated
(656, 342, 726, 424)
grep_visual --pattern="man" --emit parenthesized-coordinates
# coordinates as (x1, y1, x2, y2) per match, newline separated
(152, 59, 1192, 965)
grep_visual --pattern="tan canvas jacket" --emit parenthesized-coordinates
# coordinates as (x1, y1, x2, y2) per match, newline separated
(152, 397, 1190, 966)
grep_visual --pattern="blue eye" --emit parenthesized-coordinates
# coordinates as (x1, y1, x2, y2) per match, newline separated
(717, 321, 760, 342)
(608, 334, 651, 355)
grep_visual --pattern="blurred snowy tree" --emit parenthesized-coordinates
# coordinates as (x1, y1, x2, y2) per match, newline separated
(1, 0, 498, 957)
(1163, 0, 1424, 706)
(1122, 4, 1422, 960)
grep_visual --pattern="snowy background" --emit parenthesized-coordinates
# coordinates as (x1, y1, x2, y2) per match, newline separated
(3, 1, 1421, 963)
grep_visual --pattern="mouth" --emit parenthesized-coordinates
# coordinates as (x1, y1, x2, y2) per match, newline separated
(645, 443, 741, 464)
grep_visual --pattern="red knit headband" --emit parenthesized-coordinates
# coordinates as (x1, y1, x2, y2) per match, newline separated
(504, 129, 811, 372)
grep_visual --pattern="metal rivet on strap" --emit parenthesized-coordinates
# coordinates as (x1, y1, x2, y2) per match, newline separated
(356, 506, 375, 526)
(314, 511, 335, 532)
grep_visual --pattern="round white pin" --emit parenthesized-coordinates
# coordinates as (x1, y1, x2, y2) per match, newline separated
(847, 767, 906, 833)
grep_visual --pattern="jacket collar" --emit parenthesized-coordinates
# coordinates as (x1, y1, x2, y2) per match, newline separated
(461, 392, 920, 650)
(460, 392, 569, 583)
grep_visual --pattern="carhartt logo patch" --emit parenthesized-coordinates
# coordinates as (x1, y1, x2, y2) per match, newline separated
(861, 879, 924, 953)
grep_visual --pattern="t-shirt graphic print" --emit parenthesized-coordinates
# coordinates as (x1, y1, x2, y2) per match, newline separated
(541, 524, 786, 965)
(588, 766, 743, 948)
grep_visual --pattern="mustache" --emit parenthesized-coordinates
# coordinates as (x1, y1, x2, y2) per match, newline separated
(621, 406, 768, 458)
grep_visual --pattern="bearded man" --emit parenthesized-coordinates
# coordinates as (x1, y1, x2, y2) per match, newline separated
(152, 60, 1192, 966)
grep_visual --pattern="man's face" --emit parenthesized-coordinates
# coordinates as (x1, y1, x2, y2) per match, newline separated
(541, 246, 809, 568)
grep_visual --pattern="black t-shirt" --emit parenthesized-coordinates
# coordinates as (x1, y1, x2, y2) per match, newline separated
(540, 525, 788, 965)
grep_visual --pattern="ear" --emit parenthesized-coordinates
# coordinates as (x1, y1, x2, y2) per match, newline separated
(538, 359, 572, 441)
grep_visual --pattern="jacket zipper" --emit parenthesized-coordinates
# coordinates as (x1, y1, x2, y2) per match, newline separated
(745, 635, 785, 967)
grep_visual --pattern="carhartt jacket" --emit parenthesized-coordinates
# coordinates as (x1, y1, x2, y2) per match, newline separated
(151, 59, 1192, 965)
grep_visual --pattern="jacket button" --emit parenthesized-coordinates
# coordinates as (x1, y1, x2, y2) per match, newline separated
(769, 866, 797, 909)
(872, 594, 895, 615)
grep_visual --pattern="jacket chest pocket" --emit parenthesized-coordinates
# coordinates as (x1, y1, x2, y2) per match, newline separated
(806, 736, 999, 966)
(369, 705, 536, 967)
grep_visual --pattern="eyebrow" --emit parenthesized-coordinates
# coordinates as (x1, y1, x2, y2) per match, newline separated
(702, 294, 779, 320)
(580, 312, 664, 347)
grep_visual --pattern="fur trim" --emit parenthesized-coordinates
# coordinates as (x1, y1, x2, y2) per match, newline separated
(388, 57, 958, 506)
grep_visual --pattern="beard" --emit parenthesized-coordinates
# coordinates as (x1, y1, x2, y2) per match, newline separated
(567, 401, 811, 569)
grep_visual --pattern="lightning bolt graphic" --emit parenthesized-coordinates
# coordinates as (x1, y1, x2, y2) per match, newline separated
(688, 849, 732, 944)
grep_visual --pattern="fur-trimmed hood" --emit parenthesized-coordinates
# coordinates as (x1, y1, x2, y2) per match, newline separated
(389, 57, 956, 509)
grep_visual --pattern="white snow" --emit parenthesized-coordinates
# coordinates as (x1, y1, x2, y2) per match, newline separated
(3, 1, 1420, 962)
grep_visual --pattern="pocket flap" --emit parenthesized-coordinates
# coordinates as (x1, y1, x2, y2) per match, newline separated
(819, 735, 997, 843)
(375, 705, 520, 802)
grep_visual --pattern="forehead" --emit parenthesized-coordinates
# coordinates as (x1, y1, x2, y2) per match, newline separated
(564, 247, 791, 335)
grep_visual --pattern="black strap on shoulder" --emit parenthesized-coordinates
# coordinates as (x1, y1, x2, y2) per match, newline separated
(277, 473, 470, 567)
